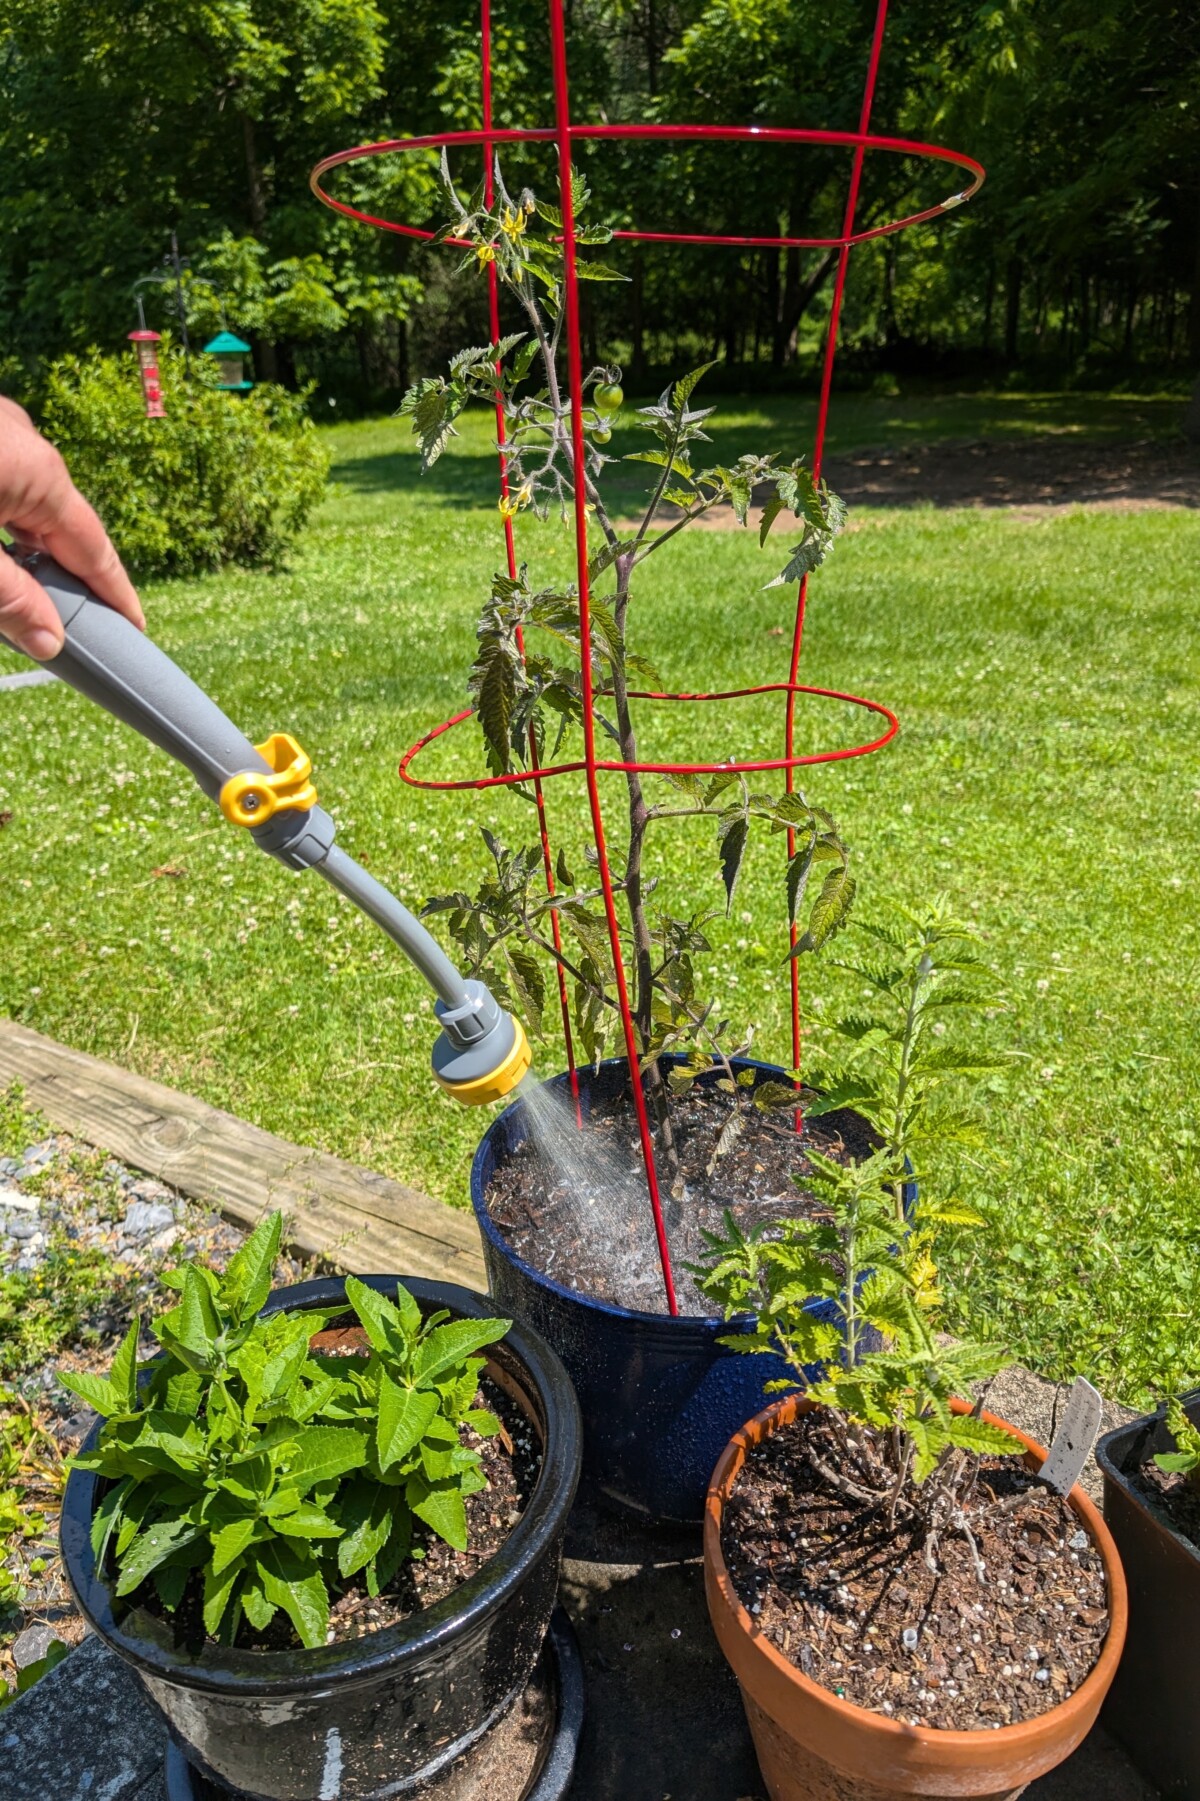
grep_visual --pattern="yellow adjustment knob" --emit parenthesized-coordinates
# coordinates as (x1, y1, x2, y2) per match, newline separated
(219, 733, 318, 829)
(434, 1018, 532, 1107)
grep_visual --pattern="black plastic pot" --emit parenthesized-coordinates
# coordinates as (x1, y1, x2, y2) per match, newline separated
(471, 1056, 904, 1526)
(1096, 1390, 1200, 1799)
(61, 1276, 582, 1801)
(163, 1607, 586, 1801)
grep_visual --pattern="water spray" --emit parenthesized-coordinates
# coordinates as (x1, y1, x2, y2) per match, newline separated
(3, 548, 531, 1106)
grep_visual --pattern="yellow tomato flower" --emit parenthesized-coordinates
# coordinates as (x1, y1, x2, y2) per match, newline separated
(498, 482, 533, 518)
(476, 242, 497, 267)
(500, 206, 527, 241)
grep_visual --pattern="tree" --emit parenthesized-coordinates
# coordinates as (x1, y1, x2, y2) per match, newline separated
(0, 0, 1196, 396)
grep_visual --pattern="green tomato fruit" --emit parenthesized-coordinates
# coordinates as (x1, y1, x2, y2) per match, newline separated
(594, 382, 624, 414)
(593, 424, 612, 444)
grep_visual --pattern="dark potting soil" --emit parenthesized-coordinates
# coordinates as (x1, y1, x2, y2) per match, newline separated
(721, 1411, 1111, 1732)
(486, 1084, 874, 1314)
(1131, 1451, 1200, 1550)
(138, 1337, 541, 1653)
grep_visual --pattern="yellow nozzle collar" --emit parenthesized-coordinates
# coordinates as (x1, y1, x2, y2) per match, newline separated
(435, 1016, 532, 1107)
(219, 734, 318, 829)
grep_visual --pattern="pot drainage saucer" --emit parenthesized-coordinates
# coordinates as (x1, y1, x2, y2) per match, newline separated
(165, 1607, 584, 1801)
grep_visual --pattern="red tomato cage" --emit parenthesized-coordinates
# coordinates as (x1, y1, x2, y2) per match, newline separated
(310, 0, 982, 1316)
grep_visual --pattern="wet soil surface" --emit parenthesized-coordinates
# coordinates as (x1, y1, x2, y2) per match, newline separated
(486, 1086, 874, 1315)
(690, 436, 1200, 522)
(1131, 1454, 1200, 1550)
(721, 1410, 1111, 1732)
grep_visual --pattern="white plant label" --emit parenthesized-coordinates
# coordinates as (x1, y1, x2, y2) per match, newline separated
(1039, 1376, 1103, 1496)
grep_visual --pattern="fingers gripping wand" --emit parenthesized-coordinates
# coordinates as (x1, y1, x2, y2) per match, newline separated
(3, 549, 531, 1106)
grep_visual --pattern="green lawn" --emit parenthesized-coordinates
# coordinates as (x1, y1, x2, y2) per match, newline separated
(1, 390, 1196, 1405)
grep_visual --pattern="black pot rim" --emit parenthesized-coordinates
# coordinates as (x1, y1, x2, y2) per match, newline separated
(1097, 1386, 1200, 1563)
(61, 1275, 582, 1698)
(471, 1054, 911, 1332)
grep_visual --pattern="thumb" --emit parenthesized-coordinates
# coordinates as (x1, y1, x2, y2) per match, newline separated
(0, 547, 65, 661)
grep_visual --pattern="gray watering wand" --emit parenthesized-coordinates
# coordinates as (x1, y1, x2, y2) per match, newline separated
(1, 547, 531, 1106)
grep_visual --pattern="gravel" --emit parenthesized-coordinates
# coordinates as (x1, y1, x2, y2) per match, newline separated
(121, 1199, 176, 1239)
(12, 1624, 63, 1671)
(19, 1141, 57, 1177)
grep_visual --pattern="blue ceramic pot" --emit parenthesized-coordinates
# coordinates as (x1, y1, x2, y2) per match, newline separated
(471, 1056, 895, 1527)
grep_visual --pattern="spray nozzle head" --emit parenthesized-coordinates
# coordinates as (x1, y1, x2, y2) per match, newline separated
(431, 979, 531, 1106)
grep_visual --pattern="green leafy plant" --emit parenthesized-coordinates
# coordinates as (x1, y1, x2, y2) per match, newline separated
(412, 161, 852, 1183)
(0, 1240, 134, 1380)
(1154, 1399, 1200, 1484)
(41, 345, 328, 578)
(806, 897, 1009, 1224)
(61, 1213, 509, 1649)
(697, 906, 1022, 1572)
(697, 1156, 1021, 1559)
(0, 1082, 47, 1164)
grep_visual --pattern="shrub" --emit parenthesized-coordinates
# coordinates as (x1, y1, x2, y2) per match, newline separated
(40, 344, 329, 578)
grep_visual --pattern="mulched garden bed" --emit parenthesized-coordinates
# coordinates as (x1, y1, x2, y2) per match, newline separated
(487, 1085, 873, 1315)
(720, 1410, 1111, 1732)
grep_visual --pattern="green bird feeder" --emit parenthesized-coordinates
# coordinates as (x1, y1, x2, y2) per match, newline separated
(203, 330, 254, 391)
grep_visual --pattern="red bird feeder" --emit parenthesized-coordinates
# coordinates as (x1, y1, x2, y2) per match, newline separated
(128, 328, 165, 419)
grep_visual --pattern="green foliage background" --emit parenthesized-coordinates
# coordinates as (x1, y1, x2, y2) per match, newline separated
(0, 0, 1196, 404)
(41, 347, 330, 576)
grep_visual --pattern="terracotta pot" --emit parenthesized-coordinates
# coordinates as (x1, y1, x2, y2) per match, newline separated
(704, 1395, 1128, 1801)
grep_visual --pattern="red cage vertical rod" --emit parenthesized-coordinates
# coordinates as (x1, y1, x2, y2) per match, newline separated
(784, 0, 891, 1087)
(481, 0, 581, 1118)
(546, 0, 679, 1314)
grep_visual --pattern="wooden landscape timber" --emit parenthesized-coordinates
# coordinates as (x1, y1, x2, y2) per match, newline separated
(0, 1018, 486, 1290)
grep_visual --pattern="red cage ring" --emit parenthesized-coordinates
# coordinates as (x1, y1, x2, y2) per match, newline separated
(399, 683, 900, 792)
(311, 124, 983, 252)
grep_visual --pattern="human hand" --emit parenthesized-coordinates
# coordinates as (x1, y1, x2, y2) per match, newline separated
(0, 395, 144, 659)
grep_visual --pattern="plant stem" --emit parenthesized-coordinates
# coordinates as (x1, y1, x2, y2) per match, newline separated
(514, 913, 622, 1011)
(518, 269, 680, 1183)
(890, 949, 930, 1222)
(843, 1197, 860, 1369)
(610, 552, 680, 1179)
